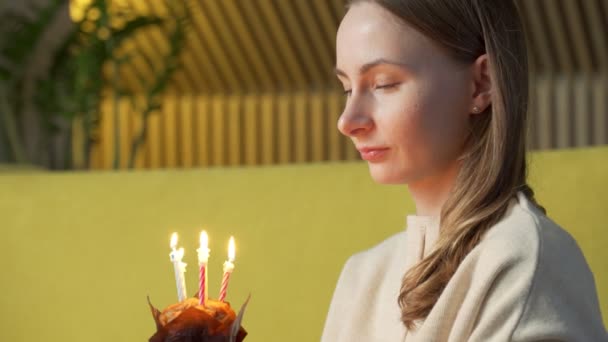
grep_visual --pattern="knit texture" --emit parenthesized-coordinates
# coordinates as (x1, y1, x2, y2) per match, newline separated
(321, 192, 607, 341)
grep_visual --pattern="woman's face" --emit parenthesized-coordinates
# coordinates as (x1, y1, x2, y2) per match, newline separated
(336, 3, 476, 185)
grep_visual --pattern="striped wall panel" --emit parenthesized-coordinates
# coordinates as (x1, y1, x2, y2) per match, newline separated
(73, 0, 607, 169)
(529, 75, 607, 150)
(90, 75, 607, 170)
(90, 92, 355, 169)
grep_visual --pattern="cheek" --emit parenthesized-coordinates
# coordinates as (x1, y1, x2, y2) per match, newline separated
(379, 82, 468, 175)
(415, 80, 470, 155)
(380, 88, 434, 154)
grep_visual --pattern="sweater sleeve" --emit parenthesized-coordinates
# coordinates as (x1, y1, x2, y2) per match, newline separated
(468, 214, 607, 342)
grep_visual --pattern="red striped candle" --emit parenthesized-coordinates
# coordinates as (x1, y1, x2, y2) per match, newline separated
(219, 237, 236, 302)
(197, 231, 210, 306)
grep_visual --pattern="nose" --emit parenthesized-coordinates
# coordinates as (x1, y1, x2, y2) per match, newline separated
(337, 100, 373, 138)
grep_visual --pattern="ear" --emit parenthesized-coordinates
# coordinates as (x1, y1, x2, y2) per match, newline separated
(470, 54, 492, 114)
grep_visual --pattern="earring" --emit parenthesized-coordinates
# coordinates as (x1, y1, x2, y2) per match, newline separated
(472, 106, 481, 113)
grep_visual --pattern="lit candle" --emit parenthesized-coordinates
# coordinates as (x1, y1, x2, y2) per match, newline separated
(169, 232, 188, 302)
(218, 236, 236, 302)
(197, 230, 210, 306)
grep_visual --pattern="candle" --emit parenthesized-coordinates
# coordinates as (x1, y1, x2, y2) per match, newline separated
(218, 236, 236, 302)
(197, 230, 210, 306)
(169, 232, 188, 302)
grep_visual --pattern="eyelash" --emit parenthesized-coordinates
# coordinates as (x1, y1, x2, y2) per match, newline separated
(343, 83, 399, 96)
(376, 83, 399, 91)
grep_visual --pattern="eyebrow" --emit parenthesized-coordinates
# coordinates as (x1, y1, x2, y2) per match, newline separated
(334, 58, 411, 78)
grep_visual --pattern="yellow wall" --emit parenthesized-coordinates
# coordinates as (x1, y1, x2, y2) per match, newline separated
(1, 146, 607, 341)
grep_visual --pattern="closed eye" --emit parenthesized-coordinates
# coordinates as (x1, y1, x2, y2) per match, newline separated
(375, 83, 400, 90)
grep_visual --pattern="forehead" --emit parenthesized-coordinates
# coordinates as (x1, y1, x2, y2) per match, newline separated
(336, 3, 438, 73)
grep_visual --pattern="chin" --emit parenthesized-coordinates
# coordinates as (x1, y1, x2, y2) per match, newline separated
(367, 163, 408, 184)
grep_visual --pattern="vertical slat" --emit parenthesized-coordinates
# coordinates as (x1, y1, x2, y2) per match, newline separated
(294, 92, 308, 163)
(211, 95, 226, 166)
(101, 99, 114, 170)
(130, 95, 146, 169)
(328, 92, 343, 161)
(84, 115, 100, 169)
(555, 75, 571, 149)
(180, 95, 194, 168)
(310, 92, 325, 162)
(573, 76, 590, 147)
(536, 76, 553, 150)
(592, 77, 607, 145)
(89, 143, 101, 170)
(129, 111, 148, 169)
(195, 95, 210, 167)
(260, 94, 275, 165)
(146, 110, 161, 169)
(77, 116, 89, 169)
(243, 94, 258, 166)
(118, 98, 131, 169)
(227, 95, 242, 166)
(277, 95, 291, 164)
(163, 96, 178, 168)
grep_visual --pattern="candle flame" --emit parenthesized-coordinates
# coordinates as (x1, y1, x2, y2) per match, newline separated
(228, 236, 236, 262)
(200, 230, 209, 249)
(170, 232, 178, 249)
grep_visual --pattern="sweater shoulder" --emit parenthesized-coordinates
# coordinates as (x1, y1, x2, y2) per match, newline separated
(345, 231, 406, 272)
(478, 193, 581, 268)
(342, 231, 406, 281)
(473, 194, 606, 340)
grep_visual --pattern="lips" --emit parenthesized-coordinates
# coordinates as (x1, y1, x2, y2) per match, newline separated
(357, 147, 390, 162)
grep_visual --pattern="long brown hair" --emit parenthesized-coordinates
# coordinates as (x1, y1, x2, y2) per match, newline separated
(346, 0, 545, 330)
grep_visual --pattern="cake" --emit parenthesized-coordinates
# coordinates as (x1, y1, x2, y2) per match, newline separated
(148, 296, 248, 342)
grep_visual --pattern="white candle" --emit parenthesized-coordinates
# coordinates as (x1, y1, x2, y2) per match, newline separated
(169, 232, 188, 302)
(218, 236, 236, 302)
(197, 230, 210, 305)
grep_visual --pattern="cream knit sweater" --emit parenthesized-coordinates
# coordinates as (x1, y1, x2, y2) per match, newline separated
(321, 192, 607, 341)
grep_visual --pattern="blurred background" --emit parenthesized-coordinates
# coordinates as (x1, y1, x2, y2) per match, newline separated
(0, 0, 606, 171)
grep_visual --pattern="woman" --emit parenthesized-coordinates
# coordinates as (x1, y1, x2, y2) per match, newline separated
(322, 0, 606, 341)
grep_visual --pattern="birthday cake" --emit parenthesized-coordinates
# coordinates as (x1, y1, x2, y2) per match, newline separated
(148, 296, 248, 342)
(148, 233, 248, 342)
